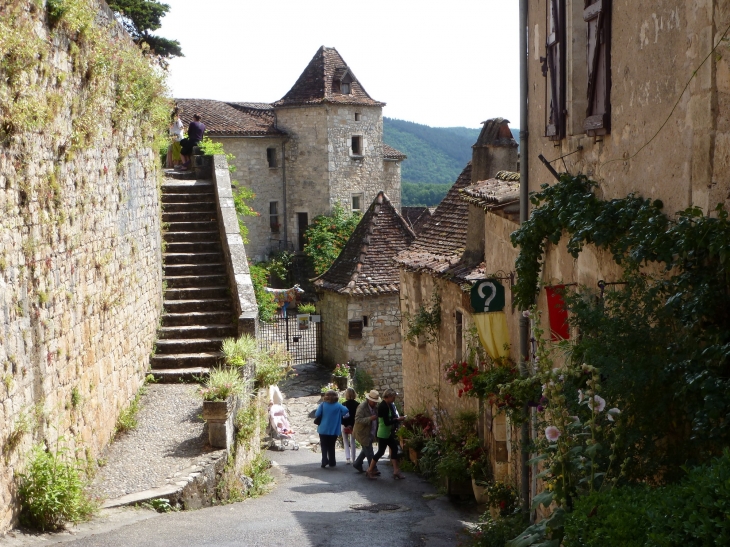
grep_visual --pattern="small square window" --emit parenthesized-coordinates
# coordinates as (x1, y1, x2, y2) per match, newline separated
(355, 113, 361, 121)
(352, 194, 363, 212)
(351, 136, 362, 156)
(266, 147, 277, 168)
(341, 82, 351, 94)
(269, 201, 279, 233)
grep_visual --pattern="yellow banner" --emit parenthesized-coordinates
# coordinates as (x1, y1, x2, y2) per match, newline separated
(473, 312, 510, 361)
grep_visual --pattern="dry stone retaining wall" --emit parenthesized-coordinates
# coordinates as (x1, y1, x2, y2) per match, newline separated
(0, 0, 163, 531)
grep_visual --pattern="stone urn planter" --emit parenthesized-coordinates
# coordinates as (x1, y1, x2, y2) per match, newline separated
(202, 397, 235, 450)
(331, 375, 348, 390)
(472, 479, 489, 504)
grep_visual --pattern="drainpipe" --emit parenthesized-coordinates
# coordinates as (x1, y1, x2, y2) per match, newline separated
(518, 0, 531, 517)
(274, 108, 289, 251)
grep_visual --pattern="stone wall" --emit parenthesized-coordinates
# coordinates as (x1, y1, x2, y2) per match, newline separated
(399, 273, 478, 417)
(382, 160, 402, 212)
(213, 137, 286, 262)
(318, 291, 404, 395)
(0, 1, 162, 531)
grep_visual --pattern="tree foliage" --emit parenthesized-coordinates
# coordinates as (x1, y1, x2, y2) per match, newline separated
(106, 0, 181, 59)
(402, 182, 450, 207)
(303, 204, 360, 276)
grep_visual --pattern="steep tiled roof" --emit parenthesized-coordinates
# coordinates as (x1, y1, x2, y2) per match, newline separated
(383, 144, 407, 161)
(176, 99, 285, 137)
(395, 163, 476, 279)
(273, 46, 384, 108)
(401, 206, 432, 234)
(314, 192, 415, 295)
(460, 171, 520, 209)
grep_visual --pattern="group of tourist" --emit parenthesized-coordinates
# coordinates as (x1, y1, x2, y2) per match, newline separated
(166, 107, 205, 171)
(315, 388, 406, 480)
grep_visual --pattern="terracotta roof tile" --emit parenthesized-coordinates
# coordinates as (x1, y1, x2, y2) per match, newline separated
(314, 192, 415, 295)
(383, 144, 407, 160)
(460, 171, 520, 208)
(176, 99, 285, 137)
(401, 206, 432, 234)
(273, 46, 384, 108)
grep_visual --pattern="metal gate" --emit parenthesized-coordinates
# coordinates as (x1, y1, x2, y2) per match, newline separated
(258, 314, 322, 364)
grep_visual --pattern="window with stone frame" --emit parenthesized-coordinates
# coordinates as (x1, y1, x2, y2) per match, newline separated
(269, 201, 280, 233)
(355, 112, 361, 121)
(584, 0, 612, 136)
(267, 147, 277, 168)
(351, 193, 363, 212)
(351, 135, 362, 156)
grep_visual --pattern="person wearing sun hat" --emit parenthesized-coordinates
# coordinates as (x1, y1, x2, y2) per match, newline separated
(352, 390, 381, 473)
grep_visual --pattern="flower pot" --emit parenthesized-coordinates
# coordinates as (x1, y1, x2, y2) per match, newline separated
(331, 375, 348, 390)
(297, 314, 310, 330)
(472, 478, 489, 504)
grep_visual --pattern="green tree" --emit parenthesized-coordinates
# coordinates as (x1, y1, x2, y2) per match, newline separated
(106, 0, 182, 59)
(303, 204, 361, 276)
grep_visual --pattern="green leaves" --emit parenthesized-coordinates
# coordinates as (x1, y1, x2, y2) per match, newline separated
(303, 204, 360, 276)
(531, 489, 554, 509)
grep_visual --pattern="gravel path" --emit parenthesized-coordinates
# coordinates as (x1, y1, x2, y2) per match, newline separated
(90, 384, 225, 501)
(278, 361, 333, 448)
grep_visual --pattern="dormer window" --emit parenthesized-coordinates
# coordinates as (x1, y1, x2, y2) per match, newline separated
(341, 82, 351, 95)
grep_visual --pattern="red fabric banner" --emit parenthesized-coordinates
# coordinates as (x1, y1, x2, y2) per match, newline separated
(545, 285, 570, 341)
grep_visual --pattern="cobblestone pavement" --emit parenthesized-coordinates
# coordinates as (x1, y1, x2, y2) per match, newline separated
(278, 361, 333, 449)
(89, 384, 224, 501)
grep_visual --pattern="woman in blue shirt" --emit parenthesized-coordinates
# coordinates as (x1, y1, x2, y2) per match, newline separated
(315, 390, 350, 468)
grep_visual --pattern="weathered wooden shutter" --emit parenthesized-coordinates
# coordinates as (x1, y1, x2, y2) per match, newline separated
(545, 0, 566, 140)
(584, 0, 611, 135)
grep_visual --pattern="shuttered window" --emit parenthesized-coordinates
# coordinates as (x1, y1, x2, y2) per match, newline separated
(584, 0, 612, 135)
(545, 0, 566, 140)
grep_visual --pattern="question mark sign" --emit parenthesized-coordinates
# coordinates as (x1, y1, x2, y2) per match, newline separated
(478, 281, 497, 312)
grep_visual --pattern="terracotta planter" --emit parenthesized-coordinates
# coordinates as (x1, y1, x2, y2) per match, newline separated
(472, 478, 489, 504)
(331, 375, 348, 390)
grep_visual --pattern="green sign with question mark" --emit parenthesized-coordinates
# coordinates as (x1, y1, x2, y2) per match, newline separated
(471, 279, 505, 313)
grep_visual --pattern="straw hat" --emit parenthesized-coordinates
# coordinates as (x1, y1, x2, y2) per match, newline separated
(365, 389, 381, 403)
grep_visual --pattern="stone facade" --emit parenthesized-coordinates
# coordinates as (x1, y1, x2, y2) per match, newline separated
(318, 293, 404, 394)
(0, 2, 162, 531)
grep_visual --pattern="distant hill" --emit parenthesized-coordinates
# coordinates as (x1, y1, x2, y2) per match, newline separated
(383, 118, 519, 206)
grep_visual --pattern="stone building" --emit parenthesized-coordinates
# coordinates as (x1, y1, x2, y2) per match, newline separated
(395, 118, 519, 480)
(314, 192, 415, 394)
(177, 47, 406, 262)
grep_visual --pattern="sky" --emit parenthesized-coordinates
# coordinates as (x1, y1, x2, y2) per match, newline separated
(158, 0, 520, 129)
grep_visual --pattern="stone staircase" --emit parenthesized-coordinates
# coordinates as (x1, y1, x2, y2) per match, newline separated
(150, 171, 236, 381)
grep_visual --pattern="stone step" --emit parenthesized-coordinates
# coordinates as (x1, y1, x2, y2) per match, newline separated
(162, 181, 214, 194)
(150, 367, 210, 383)
(163, 231, 219, 243)
(165, 241, 222, 254)
(163, 169, 199, 181)
(163, 299, 231, 313)
(164, 252, 224, 265)
(164, 286, 230, 300)
(150, 352, 223, 369)
(161, 192, 215, 204)
(162, 201, 216, 213)
(162, 311, 233, 327)
(162, 211, 218, 223)
(155, 338, 226, 354)
(164, 274, 229, 288)
(158, 324, 237, 339)
(164, 263, 226, 277)
(165, 221, 218, 233)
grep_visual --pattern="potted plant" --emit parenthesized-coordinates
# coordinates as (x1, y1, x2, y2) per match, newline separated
(320, 382, 337, 400)
(484, 481, 519, 518)
(436, 450, 472, 500)
(469, 451, 492, 504)
(331, 363, 349, 390)
(199, 368, 247, 449)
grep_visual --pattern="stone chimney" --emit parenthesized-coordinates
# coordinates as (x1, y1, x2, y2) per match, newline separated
(462, 118, 519, 266)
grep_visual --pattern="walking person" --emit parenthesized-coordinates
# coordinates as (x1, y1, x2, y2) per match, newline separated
(315, 390, 349, 468)
(353, 390, 381, 474)
(179, 113, 205, 170)
(365, 389, 406, 480)
(341, 388, 359, 464)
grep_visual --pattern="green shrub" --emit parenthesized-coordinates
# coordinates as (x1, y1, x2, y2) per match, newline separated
(221, 335, 258, 367)
(353, 368, 374, 397)
(249, 262, 278, 322)
(17, 444, 96, 531)
(303, 204, 361, 275)
(297, 303, 316, 314)
(235, 401, 267, 444)
(254, 344, 291, 389)
(468, 512, 529, 547)
(115, 387, 145, 435)
(200, 368, 247, 402)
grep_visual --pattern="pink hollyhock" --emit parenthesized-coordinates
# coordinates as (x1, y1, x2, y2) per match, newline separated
(545, 426, 561, 442)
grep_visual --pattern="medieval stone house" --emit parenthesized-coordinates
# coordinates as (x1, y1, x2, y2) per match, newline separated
(395, 118, 519, 480)
(314, 192, 415, 393)
(177, 47, 406, 262)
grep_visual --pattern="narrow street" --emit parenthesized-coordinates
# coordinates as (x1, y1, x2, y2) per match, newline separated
(1, 362, 473, 547)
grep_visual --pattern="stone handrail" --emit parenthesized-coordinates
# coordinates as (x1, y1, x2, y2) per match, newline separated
(210, 155, 259, 337)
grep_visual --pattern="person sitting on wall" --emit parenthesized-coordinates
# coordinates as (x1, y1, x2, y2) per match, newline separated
(179, 113, 205, 170)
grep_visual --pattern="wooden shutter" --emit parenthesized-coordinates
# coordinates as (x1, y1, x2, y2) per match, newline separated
(545, 0, 566, 140)
(584, 0, 611, 135)
(348, 320, 363, 340)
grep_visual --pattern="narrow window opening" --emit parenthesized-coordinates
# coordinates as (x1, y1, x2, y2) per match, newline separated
(352, 193, 363, 212)
(269, 201, 279, 233)
(351, 136, 362, 156)
(362, 315, 369, 327)
(267, 147, 277, 168)
(297, 212, 309, 251)
(455, 311, 463, 362)
(355, 112, 361, 121)
(341, 82, 351, 95)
